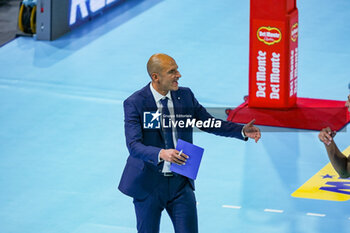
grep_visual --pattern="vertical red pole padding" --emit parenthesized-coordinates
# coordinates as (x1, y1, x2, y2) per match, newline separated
(248, 0, 298, 109)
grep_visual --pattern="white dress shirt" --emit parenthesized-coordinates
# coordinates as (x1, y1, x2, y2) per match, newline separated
(149, 83, 177, 173)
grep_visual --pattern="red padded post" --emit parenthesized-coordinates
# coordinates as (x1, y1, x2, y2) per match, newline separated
(248, 0, 298, 108)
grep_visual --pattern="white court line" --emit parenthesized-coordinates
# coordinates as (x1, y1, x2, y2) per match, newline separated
(307, 213, 326, 217)
(222, 205, 242, 209)
(264, 209, 284, 213)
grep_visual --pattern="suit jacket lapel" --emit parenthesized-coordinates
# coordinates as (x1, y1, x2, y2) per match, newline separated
(171, 90, 183, 140)
(140, 83, 164, 140)
(141, 83, 157, 110)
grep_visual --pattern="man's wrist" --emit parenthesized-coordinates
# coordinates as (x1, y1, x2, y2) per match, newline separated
(158, 149, 164, 163)
(241, 128, 247, 139)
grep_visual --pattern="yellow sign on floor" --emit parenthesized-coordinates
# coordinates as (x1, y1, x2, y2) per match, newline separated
(292, 146, 350, 201)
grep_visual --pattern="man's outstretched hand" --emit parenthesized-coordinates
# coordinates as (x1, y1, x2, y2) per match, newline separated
(243, 119, 261, 143)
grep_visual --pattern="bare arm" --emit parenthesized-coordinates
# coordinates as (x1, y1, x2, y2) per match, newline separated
(319, 127, 350, 178)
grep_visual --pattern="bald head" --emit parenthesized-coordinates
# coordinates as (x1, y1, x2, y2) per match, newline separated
(147, 53, 175, 78)
(146, 53, 181, 95)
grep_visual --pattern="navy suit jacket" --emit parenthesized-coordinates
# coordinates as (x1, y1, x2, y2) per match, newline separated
(118, 83, 246, 200)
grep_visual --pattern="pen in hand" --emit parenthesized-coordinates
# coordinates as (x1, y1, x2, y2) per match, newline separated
(178, 150, 185, 165)
(178, 149, 189, 165)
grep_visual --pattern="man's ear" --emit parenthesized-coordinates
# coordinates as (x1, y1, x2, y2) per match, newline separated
(151, 73, 158, 82)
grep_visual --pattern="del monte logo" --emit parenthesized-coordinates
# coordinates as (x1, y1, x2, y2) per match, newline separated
(291, 23, 298, 42)
(257, 26, 282, 45)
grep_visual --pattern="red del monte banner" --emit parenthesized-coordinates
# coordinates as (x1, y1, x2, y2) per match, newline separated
(248, 0, 298, 109)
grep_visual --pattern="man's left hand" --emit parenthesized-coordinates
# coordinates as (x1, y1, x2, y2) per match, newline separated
(243, 119, 261, 143)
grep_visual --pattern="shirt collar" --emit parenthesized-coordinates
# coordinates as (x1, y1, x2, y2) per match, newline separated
(149, 82, 172, 103)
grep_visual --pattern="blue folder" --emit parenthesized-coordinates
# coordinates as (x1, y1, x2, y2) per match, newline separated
(170, 139, 204, 180)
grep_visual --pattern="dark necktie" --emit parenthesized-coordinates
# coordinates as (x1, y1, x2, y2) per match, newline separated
(160, 97, 175, 149)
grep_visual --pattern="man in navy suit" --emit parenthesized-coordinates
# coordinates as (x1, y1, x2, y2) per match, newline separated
(118, 53, 261, 233)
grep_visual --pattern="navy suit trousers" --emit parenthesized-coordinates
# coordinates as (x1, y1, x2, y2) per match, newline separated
(133, 173, 198, 233)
